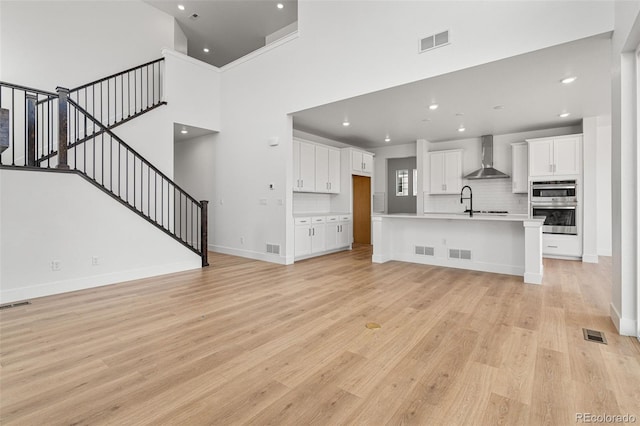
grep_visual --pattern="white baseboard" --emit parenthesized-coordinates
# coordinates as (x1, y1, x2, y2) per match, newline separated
(392, 253, 524, 277)
(372, 254, 391, 263)
(582, 253, 599, 263)
(610, 302, 638, 336)
(0, 260, 201, 304)
(597, 250, 612, 257)
(209, 244, 287, 265)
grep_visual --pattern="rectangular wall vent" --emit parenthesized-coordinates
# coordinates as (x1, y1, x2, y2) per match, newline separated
(419, 30, 450, 53)
(415, 246, 434, 256)
(449, 248, 471, 260)
(0, 301, 31, 310)
(266, 243, 280, 255)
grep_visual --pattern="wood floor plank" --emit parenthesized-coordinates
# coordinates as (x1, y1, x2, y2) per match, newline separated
(1, 247, 638, 425)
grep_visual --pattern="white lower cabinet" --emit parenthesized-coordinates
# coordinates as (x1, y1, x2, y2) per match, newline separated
(295, 214, 351, 259)
(542, 234, 582, 258)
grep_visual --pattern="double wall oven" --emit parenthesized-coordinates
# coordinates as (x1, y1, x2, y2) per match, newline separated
(530, 180, 578, 235)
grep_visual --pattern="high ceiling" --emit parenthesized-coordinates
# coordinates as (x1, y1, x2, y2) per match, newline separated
(146, 0, 298, 67)
(292, 34, 612, 149)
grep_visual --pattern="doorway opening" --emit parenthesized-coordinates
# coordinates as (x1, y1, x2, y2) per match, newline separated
(352, 175, 371, 244)
(387, 157, 417, 214)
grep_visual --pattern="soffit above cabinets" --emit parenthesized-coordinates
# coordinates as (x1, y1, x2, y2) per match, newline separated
(292, 34, 611, 149)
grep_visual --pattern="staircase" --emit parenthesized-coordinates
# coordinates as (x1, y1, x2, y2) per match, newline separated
(0, 59, 209, 267)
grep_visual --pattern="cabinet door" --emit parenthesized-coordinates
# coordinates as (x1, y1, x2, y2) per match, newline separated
(511, 143, 528, 193)
(311, 224, 326, 253)
(553, 136, 580, 175)
(429, 152, 444, 194)
(337, 222, 351, 247)
(352, 151, 363, 172)
(443, 151, 461, 194)
(293, 140, 301, 191)
(315, 145, 329, 192)
(299, 141, 316, 192)
(327, 148, 341, 193)
(294, 225, 311, 257)
(529, 140, 554, 177)
(362, 153, 374, 174)
(325, 222, 339, 250)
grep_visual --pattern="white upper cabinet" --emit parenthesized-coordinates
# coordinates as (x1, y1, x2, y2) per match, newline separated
(294, 139, 341, 193)
(315, 145, 341, 193)
(352, 150, 374, 175)
(293, 139, 316, 192)
(327, 148, 341, 193)
(527, 134, 581, 178)
(429, 149, 462, 194)
(511, 143, 528, 193)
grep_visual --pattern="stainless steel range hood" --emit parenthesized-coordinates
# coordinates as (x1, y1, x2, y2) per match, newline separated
(464, 135, 510, 179)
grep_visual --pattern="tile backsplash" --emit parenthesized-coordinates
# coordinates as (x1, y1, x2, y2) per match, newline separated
(293, 192, 332, 213)
(425, 179, 528, 214)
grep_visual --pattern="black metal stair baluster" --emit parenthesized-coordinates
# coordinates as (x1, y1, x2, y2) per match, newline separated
(134, 69, 137, 115)
(11, 88, 15, 165)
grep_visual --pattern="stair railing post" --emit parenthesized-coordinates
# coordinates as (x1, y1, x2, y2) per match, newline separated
(56, 87, 70, 169)
(200, 200, 209, 267)
(26, 94, 37, 166)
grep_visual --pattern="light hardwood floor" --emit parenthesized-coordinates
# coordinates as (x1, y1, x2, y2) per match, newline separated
(1, 245, 639, 425)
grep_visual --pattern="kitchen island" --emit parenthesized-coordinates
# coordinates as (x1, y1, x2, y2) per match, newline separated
(372, 213, 545, 284)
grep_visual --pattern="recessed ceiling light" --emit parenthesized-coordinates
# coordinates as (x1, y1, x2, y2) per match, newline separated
(342, 120, 350, 127)
(559, 112, 571, 118)
(458, 126, 466, 132)
(561, 76, 577, 84)
(178, 4, 185, 10)
(181, 128, 188, 134)
(429, 104, 439, 110)
(493, 105, 505, 110)
(455, 112, 464, 116)
(277, 3, 284, 9)
(203, 48, 210, 53)
(384, 136, 391, 143)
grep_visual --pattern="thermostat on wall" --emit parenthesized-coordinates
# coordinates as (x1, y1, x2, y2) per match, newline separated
(268, 137, 279, 146)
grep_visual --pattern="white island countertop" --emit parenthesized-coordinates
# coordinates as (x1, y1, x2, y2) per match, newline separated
(374, 212, 545, 223)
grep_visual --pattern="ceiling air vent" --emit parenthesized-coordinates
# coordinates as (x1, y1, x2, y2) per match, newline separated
(189, 13, 199, 20)
(419, 30, 450, 53)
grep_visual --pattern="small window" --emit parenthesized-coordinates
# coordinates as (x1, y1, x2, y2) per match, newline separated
(413, 169, 417, 196)
(396, 169, 409, 196)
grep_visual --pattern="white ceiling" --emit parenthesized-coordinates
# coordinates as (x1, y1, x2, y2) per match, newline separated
(292, 34, 612, 149)
(173, 122, 216, 142)
(146, 0, 298, 67)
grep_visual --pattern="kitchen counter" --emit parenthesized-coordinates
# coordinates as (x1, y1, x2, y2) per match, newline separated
(293, 212, 351, 217)
(378, 212, 539, 223)
(372, 213, 544, 284)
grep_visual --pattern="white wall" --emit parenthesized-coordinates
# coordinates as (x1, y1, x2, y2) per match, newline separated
(0, 1, 174, 90)
(174, 20, 188, 55)
(174, 133, 216, 202)
(596, 118, 612, 256)
(216, 0, 613, 263)
(610, 0, 640, 336)
(0, 169, 201, 303)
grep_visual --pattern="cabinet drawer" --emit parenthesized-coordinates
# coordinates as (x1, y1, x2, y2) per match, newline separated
(326, 216, 339, 222)
(543, 235, 581, 256)
(295, 217, 311, 225)
(312, 216, 326, 223)
(340, 215, 352, 222)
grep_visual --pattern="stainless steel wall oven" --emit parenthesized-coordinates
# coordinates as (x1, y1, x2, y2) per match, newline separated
(531, 180, 578, 235)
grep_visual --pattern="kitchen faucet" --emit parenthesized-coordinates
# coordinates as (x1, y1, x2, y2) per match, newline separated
(460, 185, 473, 217)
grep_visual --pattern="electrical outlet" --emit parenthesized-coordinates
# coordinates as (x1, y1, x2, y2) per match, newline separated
(91, 256, 99, 266)
(240, 237, 245, 244)
(277, 199, 283, 206)
(442, 238, 447, 246)
(269, 183, 275, 190)
(259, 198, 267, 205)
(51, 260, 61, 271)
